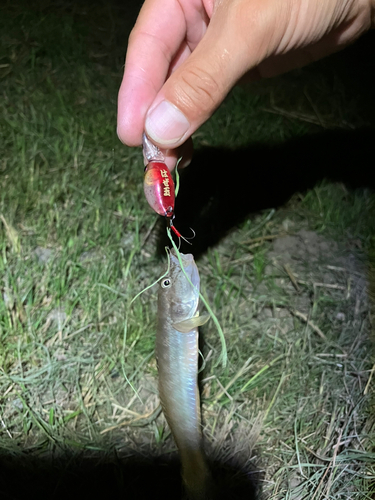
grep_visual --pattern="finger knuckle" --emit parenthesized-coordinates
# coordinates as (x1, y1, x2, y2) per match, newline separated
(173, 65, 221, 117)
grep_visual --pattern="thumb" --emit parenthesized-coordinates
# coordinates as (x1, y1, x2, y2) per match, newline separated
(144, 5, 261, 148)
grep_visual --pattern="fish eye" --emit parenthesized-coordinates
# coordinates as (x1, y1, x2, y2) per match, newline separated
(161, 278, 172, 288)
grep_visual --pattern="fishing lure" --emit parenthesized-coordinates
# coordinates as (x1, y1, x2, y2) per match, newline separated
(142, 133, 185, 240)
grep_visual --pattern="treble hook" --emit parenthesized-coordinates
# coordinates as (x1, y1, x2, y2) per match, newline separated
(169, 217, 195, 248)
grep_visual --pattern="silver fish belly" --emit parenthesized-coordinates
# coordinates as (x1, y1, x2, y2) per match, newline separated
(156, 249, 211, 500)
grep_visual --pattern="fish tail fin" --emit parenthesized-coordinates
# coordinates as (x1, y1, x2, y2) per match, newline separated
(181, 449, 213, 500)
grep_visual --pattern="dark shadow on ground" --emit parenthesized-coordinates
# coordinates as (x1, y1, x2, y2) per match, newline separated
(157, 127, 375, 257)
(0, 452, 260, 500)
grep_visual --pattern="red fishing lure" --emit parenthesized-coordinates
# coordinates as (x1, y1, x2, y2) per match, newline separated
(142, 134, 188, 241)
(144, 162, 175, 219)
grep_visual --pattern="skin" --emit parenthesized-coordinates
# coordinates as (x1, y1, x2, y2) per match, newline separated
(117, 0, 375, 170)
(157, 249, 211, 499)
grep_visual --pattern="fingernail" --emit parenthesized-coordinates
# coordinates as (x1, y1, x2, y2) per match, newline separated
(145, 101, 189, 145)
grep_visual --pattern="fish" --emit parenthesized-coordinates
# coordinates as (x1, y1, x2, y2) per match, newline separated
(156, 248, 212, 500)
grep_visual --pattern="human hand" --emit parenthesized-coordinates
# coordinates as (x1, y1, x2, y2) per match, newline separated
(117, 0, 374, 170)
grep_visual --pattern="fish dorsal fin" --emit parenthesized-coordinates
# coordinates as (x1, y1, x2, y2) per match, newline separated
(173, 314, 210, 333)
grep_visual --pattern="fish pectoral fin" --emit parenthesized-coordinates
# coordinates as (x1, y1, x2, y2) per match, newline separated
(173, 314, 210, 333)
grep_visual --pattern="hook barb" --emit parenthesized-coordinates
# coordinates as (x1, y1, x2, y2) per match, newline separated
(169, 219, 195, 247)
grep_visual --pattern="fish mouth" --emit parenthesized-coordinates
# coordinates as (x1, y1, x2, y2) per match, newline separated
(169, 249, 200, 288)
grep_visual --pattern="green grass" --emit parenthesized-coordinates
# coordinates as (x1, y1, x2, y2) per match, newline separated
(0, 1, 374, 498)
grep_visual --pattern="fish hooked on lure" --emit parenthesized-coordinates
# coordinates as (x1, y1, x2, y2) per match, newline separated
(157, 248, 213, 500)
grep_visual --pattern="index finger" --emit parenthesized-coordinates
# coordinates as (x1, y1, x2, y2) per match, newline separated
(117, 0, 187, 147)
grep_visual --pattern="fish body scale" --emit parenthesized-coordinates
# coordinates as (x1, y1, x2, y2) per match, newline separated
(157, 324, 211, 500)
(157, 326, 201, 448)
